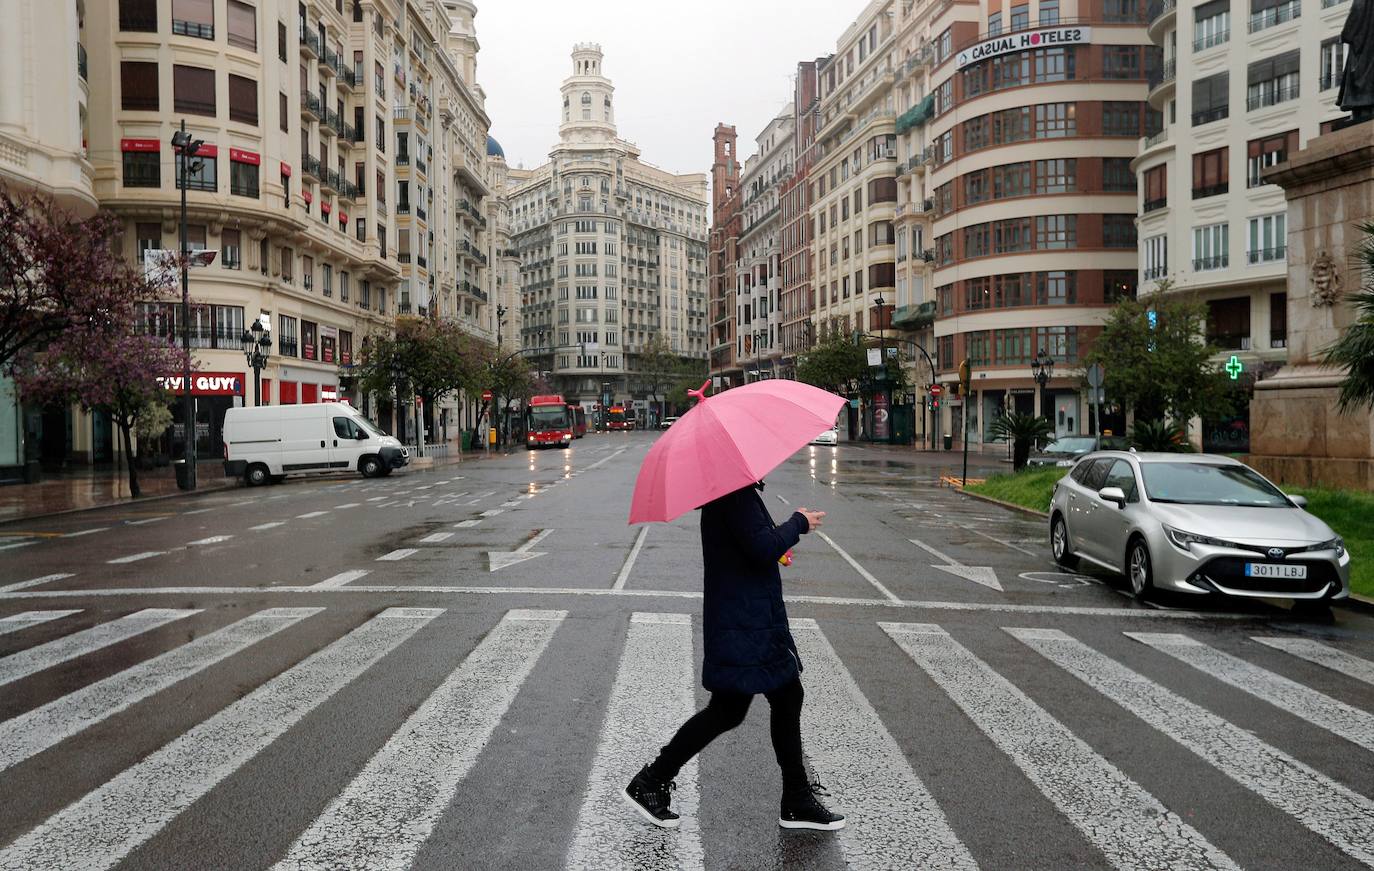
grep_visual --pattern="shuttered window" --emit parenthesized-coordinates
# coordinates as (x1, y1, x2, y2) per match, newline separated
(228, 74, 258, 125)
(173, 65, 216, 117)
(227, 1, 257, 51)
(120, 61, 159, 111)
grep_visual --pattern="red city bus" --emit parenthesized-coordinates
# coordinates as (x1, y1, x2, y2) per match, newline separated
(526, 395, 573, 448)
(606, 405, 633, 431)
(568, 404, 588, 438)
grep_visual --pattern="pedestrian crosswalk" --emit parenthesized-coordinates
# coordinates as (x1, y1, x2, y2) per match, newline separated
(1, 605, 1373, 869)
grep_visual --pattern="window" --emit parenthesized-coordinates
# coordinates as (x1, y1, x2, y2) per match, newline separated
(1144, 234, 1168, 280)
(1249, 0, 1300, 32)
(996, 327, 1034, 365)
(1035, 158, 1075, 193)
(1194, 0, 1230, 49)
(1247, 50, 1300, 110)
(1040, 0, 1060, 23)
(1143, 165, 1167, 212)
(1270, 292, 1288, 348)
(122, 150, 160, 188)
(1206, 297, 1250, 349)
(1192, 147, 1229, 199)
(988, 10, 1003, 34)
(1104, 215, 1138, 248)
(1247, 130, 1297, 186)
(1037, 271, 1076, 305)
(278, 20, 287, 61)
(228, 74, 257, 125)
(965, 223, 991, 258)
(1247, 212, 1286, 263)
(993, 162, 1032, 198)
(1102, 102, 1140, 136)
(1320, 37, 1347, 91)
(322, 264, 332, 297)
(1036, 215, 1076, 249)
(1104, 157, 1135, 192)
(136, 222, 161, 262)
(120, 61, 159, 111)
(1035, 325, 1078, 361)
(1192, 73, 1230, 125)
(964, 170, 989, 205)
(866, 176, 897, 204)
(173, 65, 216, 117)
(227, 1, 256, 50)
(1035, 103, 1074, 138)
(302, 255, 314, 291)
(119, 0, 157, 31)
(301, 320, 317, 360)
(230, 156, 259, 197)
(176, 151, 217, 192)
(1103, 46, 1139, 79)
(1010, 3, 1029, 29)
(994, 218, 1032, 253)
(221, 229, 241, 269)
(172, 0, 215, 38)
(1192, 222, 1229, 271)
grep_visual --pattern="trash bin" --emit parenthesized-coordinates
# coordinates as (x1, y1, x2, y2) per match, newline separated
(174, 459, 193, 490)
(943, 433, 953, 450)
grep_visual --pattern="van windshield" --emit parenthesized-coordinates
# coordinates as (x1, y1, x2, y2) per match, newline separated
(353, 416, 385, 438)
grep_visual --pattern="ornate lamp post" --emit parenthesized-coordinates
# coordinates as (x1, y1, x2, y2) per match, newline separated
(240, 319, 272, 406)
(1031, 349, 1055, 422)
(170, 121, 204, 490)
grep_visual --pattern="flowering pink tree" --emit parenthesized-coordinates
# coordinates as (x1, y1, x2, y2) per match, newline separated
(16, 333, 192, 497)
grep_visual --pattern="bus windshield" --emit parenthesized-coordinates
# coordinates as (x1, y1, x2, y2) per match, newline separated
(529, 407, 569, 430)
(608, 410, 626, 423)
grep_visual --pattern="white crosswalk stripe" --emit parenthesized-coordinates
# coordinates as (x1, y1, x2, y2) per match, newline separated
(1010, 627, 1374, 866)
(1253, 635, 1374, 686)
(0, 607, 440, 871)
(0, 609, 199, 688)
(0, 573, 76, 593)
(883, 622, 1237, 870)
(1127, 632, 1374, 753)
(273, 609, 564, 870)
(791, 618, 976, 869)
(0, 610, 81, 636)
(566, 613, 704, 870)
(0, 608, 321, 773)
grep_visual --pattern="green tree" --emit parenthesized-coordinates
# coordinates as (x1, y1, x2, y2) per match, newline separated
(797, 330, 866, 394)
(352, 317, 482, 419)
(633, 333, 680, 424)
(1082, 282, 1234, 425)
(987, 412, 1054, 470)
(1322, 222, 1374, 412)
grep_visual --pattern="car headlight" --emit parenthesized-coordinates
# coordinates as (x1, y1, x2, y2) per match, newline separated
(1306, 536, 1345, 557)
(1164, 526, 1238, 552)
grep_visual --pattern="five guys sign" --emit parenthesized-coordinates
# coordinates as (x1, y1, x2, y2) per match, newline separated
(955, 26, 1092, 69)
(157, 372, 245, 396)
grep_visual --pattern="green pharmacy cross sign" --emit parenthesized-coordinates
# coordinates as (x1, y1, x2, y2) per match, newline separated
(1226, 355, 1244, 380)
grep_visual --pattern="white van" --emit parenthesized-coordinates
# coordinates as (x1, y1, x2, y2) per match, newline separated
(222, 402, 409, 486)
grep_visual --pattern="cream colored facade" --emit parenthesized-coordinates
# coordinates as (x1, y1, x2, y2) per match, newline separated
(1133, 0, 1350, 387)
(736, 107, 794, 381)
(508, 45, 708, 414)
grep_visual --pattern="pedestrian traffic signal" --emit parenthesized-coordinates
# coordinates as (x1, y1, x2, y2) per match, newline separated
(931, 397, 941, 411)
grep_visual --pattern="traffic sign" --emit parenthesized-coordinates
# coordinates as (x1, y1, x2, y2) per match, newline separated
(930, 384, 943, 396)
(1086, 363, 1105, 389)
(482, 389, 493, 402)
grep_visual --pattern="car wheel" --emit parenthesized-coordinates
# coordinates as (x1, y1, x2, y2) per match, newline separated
(1127, 538, 1154, 600)
(1050, 514, 1078, 569)
(359, 455, 382, 478)
(245, 464, 270, 487)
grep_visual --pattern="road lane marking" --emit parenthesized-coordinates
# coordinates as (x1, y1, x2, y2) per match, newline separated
(566, 612, 703, 869)
(419, 532, 454, 543)
(909, 537, 1003, 591)
(0, 608, 439, 871)
(0, 573, 76, 593)
(480, 509, 504, 517)
(1126, 632, 1374, 753)
(791, 619, 975, 868)
(453, 520, 481, 528)
(182, 508, 214, 515)
(883, 623, 1238, 870)
(188, 535, 234, 546)
(1010, 627, 1374, 866)
(272, 609, 564, 870)
(0, 610, 81, 636)
(817, 532, 901, 603)
(613, 527, 649, 591)
(775, 494, 790, 505)
(125, 516, 167, 526)
(249, 522, 286, 531)
(367, 497, 387, 502)
(311, 570, 371, 588)
(581, 448, 627, 472)
(0, 608, 320, 773)
(908, 536, 960, 565)
(296, 511, 330, 519)
(0, 609, 199, 688)
(107, 552, 165, 564)
(501, 500, 522, 508)
(1252, 636, 1374, 685)
(0, 541, 36, 552)
(487, 529, 554, 572)
(334, 503, 361, 509)
(376, 549, 418, 562)
(62, 528, 109, 538)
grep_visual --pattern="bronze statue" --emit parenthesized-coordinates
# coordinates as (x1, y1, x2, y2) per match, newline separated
(1338, 0, 1374, 124)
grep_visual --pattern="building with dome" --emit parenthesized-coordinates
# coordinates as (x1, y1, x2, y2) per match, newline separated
(506, 44, 709, 421)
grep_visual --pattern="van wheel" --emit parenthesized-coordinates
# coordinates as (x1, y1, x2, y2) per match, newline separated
(359, 456, 382, 478)
(245, 464, 270, 487)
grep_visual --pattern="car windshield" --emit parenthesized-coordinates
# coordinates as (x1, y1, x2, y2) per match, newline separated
(1140, 462, 1290, 507)
(529, 408, 569, 429)
(1042, 437, 1097, 454)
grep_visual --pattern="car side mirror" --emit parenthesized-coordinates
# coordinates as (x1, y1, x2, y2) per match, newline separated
(1098, 486, 1127, 508)
(1287, 494, 1308, 508)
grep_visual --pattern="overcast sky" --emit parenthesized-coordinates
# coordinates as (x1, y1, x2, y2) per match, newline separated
(475, 0, 865, 178)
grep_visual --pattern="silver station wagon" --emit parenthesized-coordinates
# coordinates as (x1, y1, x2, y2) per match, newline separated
(1049, 452, 1350, 604)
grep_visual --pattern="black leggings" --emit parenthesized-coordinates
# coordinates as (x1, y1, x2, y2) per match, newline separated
(649, 678, 807, 792)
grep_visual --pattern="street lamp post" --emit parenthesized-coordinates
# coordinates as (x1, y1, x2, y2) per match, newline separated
(1032, 349, 1055, 425)
(493, 304, 507, 446)
(170, 121, 204, 491)
(240, 319, 272, 406)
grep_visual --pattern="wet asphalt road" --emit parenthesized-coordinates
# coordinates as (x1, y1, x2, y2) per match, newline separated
(1, 431, 1373, 871)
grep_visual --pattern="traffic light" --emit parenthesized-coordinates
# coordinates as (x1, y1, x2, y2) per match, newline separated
(931, 397, 940, 411)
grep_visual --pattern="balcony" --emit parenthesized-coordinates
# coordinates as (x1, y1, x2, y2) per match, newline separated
(415, 157, 427, 175)
(1191, 106, 1229, 126)
(320, 46, 339, 75)
(1143, 265, 1169, 280)
(416, 255, 427, 269)
(1193, 28, 1229, 51)
(396, 202, 410, 215)
(1147, 58, 1176, 99)
(1192, 255, 1228, 271)
(1147, 0, 1176, 40)
(1249, 0, 1300, 32)
(320, 108, 340, 137)
(77, 43, 86, 81)
(1247, 245, 1286, 264)
(1248, 83, 1300, 111)
(300, 153, 322, 179)
(1192, 183, 1228, 199)
(396, 152, 410, 166)
(416, 205, 427, 222)
(301, 92, 321, 120)
(340, 122, 358, 144)
(1320, 72, 1341, 91)
(320, 168, 340, 193)
(398, 252, 412, 264)
(338, 64, 357, 89)
(172, 19, 214, 39)
(299, 26, 320, 57)
(1142, 128, 1170, 150)
(338, 179, 359, 200)
(1208, 333, 1251, 350)
(1143, 197, 1168, 213)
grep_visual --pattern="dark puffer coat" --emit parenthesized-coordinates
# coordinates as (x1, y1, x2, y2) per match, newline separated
(700, 483, 809, 695)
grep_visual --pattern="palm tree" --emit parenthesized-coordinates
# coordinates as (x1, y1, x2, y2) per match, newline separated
(987, 412, 1054, 470)
(1322, 222, 1374, 412)
(1129, 419, 1191, 452)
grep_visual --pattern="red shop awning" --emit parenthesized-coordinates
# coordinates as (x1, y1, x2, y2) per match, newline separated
(280, 161, 292, 177)
(302, 190, 313, 204)
(229, 148, 260, 165)
(121, 138, 160, 153)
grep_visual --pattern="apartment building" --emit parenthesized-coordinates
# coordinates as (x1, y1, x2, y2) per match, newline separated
(485, 134, 521, 351)
(778, 60, 820, 381)
(708, 123, 742, 387)
(509, 45, 709, 417)
(924, 0, 1153, 446)
(1134, 0, 1351, 452)
(736, 108, 795, 382)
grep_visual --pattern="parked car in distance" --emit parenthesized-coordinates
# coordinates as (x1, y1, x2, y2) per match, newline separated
(223, 402, 408, 486)
(1049, 451, 1349, 605)
(660, 416, 679, 430)
(1028, 435, 1127, 467)
(811, 426, 839, 446)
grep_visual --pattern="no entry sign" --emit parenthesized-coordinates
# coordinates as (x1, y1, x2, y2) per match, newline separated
(482, 389, 493, 402)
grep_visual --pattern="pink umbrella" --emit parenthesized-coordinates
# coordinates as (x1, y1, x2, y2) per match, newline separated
(629, 380, 847, 524)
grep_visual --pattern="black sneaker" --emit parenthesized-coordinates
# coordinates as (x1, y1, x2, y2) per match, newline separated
(780, 780, 846, 831)
(623, 765, 680, 829)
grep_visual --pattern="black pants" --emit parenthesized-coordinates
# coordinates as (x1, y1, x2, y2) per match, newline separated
(649, 677, 807, 793)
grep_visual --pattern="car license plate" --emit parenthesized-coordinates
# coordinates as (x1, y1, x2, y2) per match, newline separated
(1245, 563, 1307, 579)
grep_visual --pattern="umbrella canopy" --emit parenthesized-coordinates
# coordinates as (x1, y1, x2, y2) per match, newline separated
(629, 380, 847, 524)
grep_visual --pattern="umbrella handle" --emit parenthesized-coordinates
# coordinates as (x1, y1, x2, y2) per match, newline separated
(687, 380, 711, 403)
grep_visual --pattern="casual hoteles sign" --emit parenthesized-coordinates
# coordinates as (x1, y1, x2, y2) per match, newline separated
(955, 26, 1092, 69)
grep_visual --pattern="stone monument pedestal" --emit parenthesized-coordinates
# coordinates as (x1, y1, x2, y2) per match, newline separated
(1248, 121, 1374, 489)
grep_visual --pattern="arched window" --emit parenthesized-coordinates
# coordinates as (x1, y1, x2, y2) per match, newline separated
(581, 92, 592, 105)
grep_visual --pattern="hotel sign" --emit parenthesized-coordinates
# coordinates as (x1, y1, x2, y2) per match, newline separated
(955, 27, 1092, 69)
